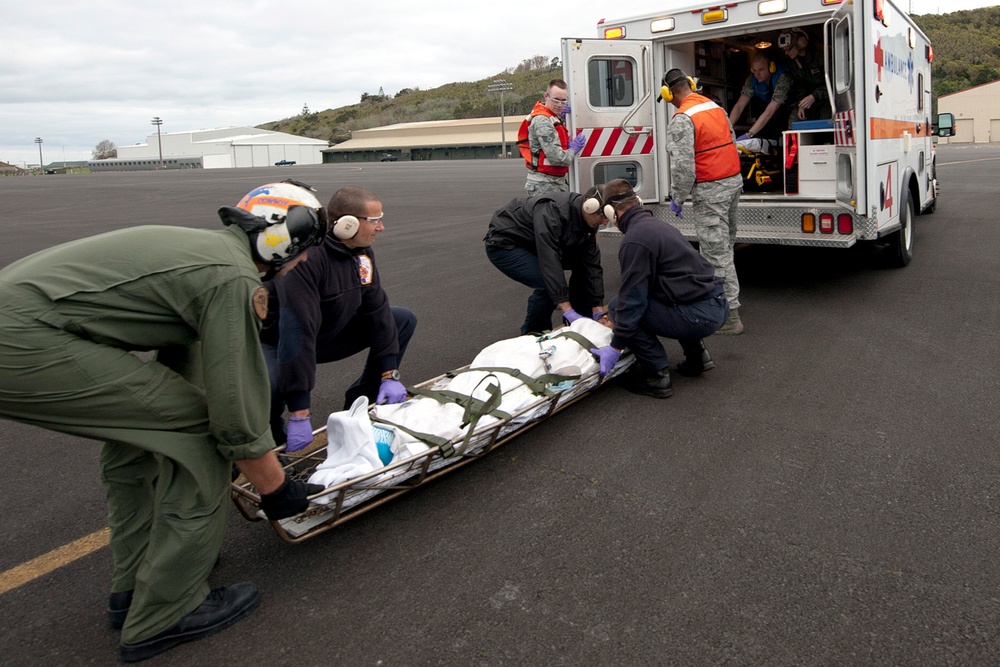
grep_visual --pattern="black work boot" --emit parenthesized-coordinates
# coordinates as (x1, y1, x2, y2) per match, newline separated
(119, 582, 260, 662)
(620, 367, 673, 398)
(676, 341, 715, 377)
(108, 590, 134, 630)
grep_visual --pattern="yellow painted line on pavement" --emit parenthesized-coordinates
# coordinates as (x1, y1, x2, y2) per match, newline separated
(0, 528, 109, 596)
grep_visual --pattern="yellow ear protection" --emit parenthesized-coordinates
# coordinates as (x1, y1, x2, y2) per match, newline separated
(769, 60, 777, 74)
(659, 69, 696, 103)
(331, 214, 360, 240)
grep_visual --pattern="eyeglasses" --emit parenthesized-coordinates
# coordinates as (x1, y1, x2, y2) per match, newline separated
(358, 213, 384, 225)
(547, 95, 569, 105)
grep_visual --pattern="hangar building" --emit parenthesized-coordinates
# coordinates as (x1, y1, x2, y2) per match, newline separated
(323, 117, 524, 163)
(89, 127, 328, 171)
(937, 80, 1000, 143)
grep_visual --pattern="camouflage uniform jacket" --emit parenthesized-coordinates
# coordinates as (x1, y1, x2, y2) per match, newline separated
(525, 114, 575, 193)
(665, 112, 743, 203)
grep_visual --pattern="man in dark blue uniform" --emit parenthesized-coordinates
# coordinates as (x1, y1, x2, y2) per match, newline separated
(589, 179, 730, 398)
(262, 186, 417, 452)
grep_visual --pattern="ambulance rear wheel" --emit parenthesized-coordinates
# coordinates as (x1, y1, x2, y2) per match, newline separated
(886, 191, 914, 268)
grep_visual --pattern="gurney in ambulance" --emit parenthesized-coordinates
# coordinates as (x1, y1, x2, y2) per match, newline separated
(231, 318, 634, 543)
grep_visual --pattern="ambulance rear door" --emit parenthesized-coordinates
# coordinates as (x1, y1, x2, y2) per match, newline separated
(828, 0, 865, 216)
(561, 38, 657, 201)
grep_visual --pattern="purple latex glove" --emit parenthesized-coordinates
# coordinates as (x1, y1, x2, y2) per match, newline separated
(377, 378, 407, 404)
(560, 102, 571, 119)
(568, 132, 586, 153)
(736, 133, 751, 142)
(589, 346, 622, 377)
(562, 308, 584, 324)
(285, 415, 313, 452)
(669, 199, 684, 219)
(592, 310, 608, 321)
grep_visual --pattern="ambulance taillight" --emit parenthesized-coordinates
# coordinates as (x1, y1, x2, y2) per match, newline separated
(802, 213, 816, 234)
(837, 214, 853, 235)
(819, 213, 834, 234)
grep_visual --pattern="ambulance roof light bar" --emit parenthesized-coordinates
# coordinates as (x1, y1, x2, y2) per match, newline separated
(697, 5, 736, 24)
(603, 25, 626, 39)
(757, 0, 787, 15)
(650, 17, 675, 33)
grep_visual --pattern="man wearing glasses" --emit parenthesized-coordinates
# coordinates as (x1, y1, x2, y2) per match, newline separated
(517, 78, 587, 196)
(261, 186, 417, 453)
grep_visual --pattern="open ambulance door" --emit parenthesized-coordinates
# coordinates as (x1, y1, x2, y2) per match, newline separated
(561, 38, 657, 202)
(828, 1, 864, 216)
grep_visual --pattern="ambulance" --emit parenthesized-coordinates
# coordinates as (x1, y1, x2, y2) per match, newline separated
(562, 0, 956, 266)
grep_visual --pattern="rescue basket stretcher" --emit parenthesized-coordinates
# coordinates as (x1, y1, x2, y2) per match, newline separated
(231, 324, 634, 543)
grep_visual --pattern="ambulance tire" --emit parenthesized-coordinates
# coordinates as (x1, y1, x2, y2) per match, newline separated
(886, 191, 915, 268)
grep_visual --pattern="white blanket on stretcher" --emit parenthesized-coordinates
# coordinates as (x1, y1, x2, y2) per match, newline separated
(307, 318, 613, 496)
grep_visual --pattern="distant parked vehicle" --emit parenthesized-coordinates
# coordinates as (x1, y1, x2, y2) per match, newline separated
(379, 154, 398, 162)
(275, 159, 296, 166)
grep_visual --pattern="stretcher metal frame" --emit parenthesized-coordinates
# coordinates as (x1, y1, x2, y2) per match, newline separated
(231, 355, 633, 543)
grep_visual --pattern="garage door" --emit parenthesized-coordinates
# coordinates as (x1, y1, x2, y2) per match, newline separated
(952, 118, 974, 143)
(990, 119, 1000, 142)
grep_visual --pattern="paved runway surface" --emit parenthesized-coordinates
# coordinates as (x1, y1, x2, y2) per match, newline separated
(1, 144, 998, 665)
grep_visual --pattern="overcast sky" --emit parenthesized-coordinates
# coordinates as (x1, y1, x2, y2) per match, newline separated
(2, 0, 993, 166)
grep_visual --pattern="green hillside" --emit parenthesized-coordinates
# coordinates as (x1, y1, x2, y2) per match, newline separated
(258, 56, 560, 145)
(260, 8, 1000, 142)
(915, 6, 1000, 97)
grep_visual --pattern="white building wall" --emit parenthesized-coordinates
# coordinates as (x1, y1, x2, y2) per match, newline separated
(202, 154, 232, 169)
(939, 80, 1000, 143)
(117, 127, 326, 167)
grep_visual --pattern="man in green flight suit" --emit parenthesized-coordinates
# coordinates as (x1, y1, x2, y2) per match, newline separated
(0, 180, 328, 662)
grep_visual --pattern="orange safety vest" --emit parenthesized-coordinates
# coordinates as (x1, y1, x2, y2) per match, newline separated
(673, 93, 741, 183)
(517, 101, 570, 177)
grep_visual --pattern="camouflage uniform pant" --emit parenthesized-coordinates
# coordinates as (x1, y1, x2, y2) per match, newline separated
(691, 181, 742, 310)
(524, 173, 569, 196)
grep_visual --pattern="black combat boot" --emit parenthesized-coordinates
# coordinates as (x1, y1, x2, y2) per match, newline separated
(620, 367, 673, 398)
(119, 582, 260, 662)
(676, 340, 715, 377)
(108, 590, 134, 630)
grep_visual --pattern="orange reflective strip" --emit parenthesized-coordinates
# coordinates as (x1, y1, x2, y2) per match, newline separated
(869, 118, 928, 139)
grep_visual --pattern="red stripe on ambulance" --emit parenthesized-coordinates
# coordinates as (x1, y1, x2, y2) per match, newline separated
(578, 127, 654, 158)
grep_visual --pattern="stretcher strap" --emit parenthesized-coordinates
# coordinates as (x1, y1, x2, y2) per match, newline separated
(373, 376, 505, 460)
(369, 415, 456, 458)
(460, 366, 578, 397)
(541, 330, 599, 352)
(408, 387, 514, 422)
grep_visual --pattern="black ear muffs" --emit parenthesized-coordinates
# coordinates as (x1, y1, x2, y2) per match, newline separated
(659, 74, 697, 103)
(331, 215, 360, 240)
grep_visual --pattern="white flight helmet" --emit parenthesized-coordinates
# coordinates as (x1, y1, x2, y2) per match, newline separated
(218, 179, 327, 268)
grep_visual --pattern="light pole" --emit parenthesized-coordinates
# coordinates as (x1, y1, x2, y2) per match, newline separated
(34, 137, 44, 173)
(151, 116, 164, 169)
(487, 79, 514, 158)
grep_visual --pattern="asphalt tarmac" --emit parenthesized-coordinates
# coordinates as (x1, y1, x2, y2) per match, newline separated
(0, 144, 998, 666)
